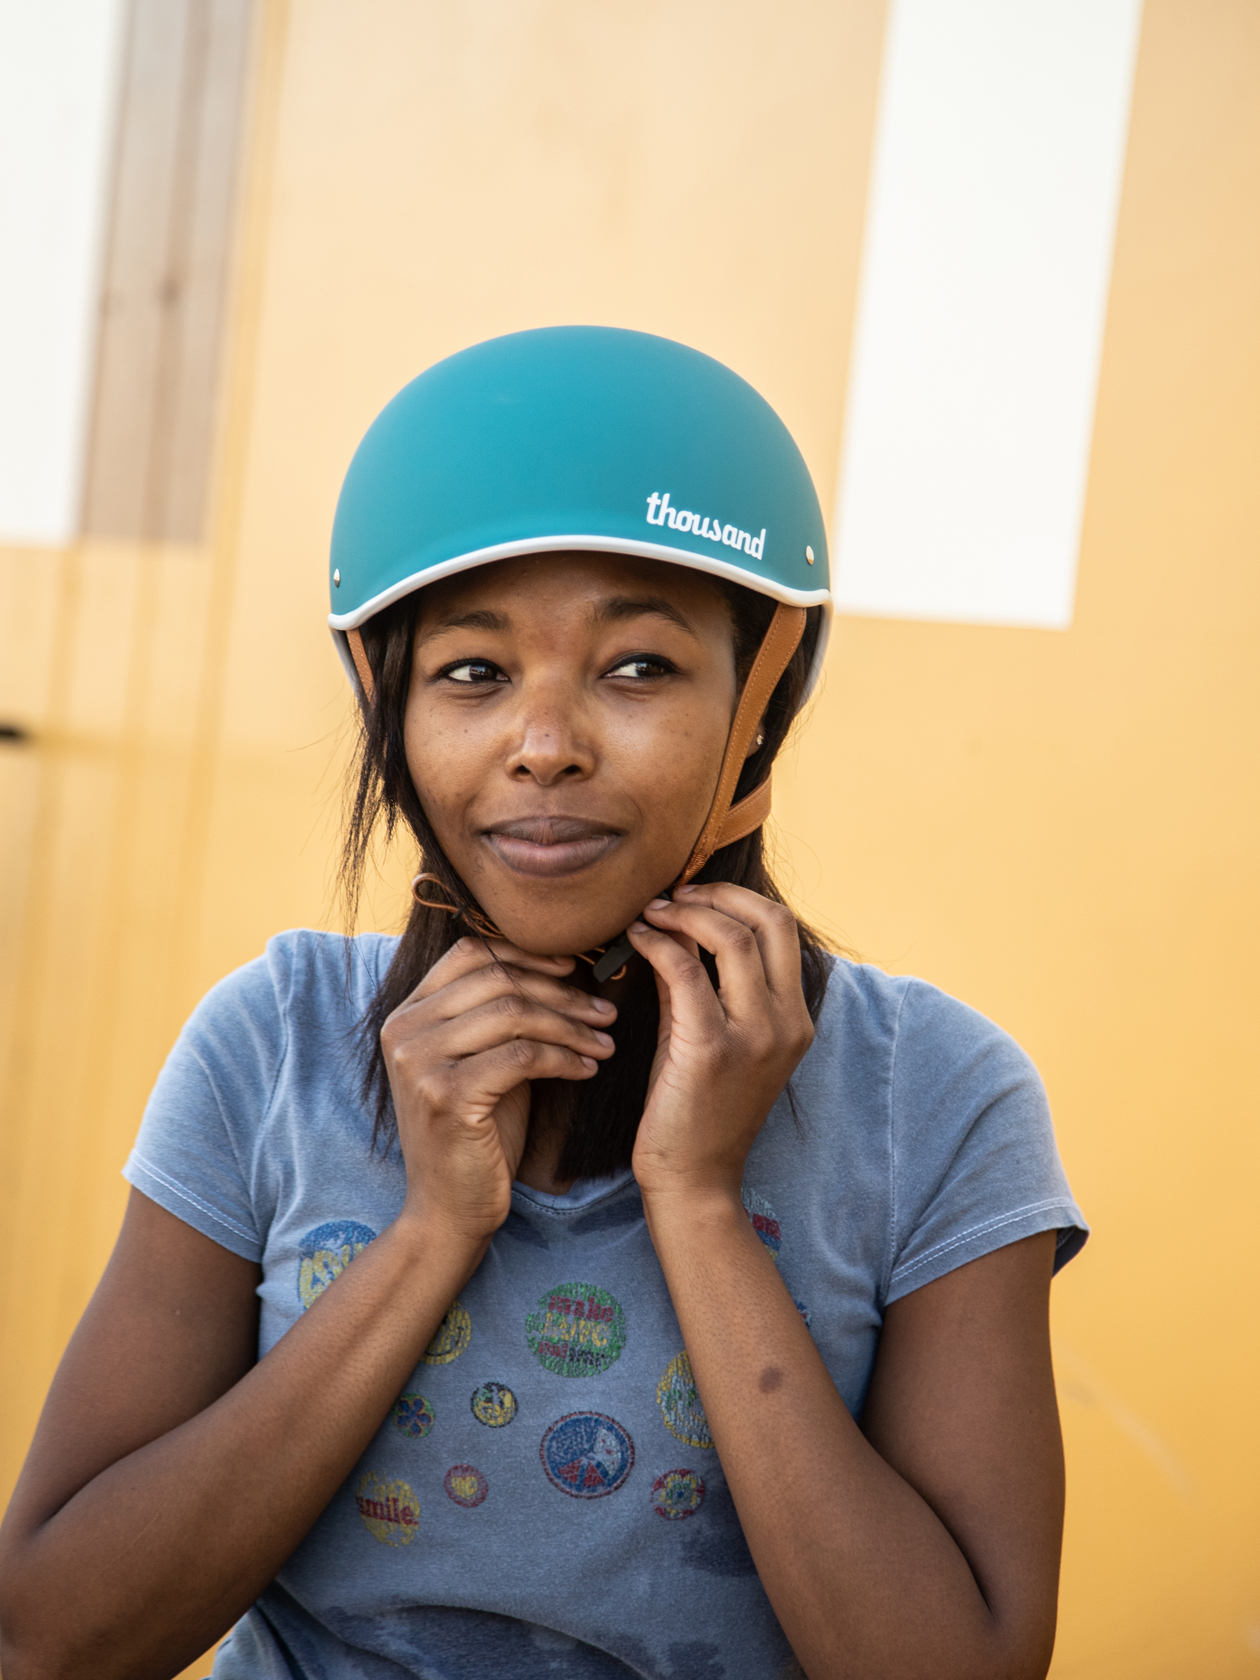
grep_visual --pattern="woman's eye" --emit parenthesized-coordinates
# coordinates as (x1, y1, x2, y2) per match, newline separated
(441, 660, 506, 685)
(605, 655, 675, 680)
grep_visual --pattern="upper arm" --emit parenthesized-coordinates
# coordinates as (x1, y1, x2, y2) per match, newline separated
(861, 1231, 1064, 1658)
(1, 1188, 261, 1541)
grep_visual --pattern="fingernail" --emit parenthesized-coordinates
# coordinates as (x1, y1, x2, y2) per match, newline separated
(581, 1055, 598, 1071)
(675, 883, 696, 894)
(591, 996, 615, 1014)
(594, 1031, 614, 1048)
(629, 920, 648, 932)
(646, 898, 670, 910)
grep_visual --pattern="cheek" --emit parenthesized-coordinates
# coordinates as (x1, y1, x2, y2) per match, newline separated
(403, 699, 477, 843)
(615, 699, 730, 834)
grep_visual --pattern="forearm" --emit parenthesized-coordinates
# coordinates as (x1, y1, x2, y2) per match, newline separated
(644, 1193, 1017, 1680)
(1, 1215, 483, 1680)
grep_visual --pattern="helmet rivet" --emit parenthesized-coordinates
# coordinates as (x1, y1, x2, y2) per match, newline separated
(805, 546, 815, 564)
(333, 569, 341, 586)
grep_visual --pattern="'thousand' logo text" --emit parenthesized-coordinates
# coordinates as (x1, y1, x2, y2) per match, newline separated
(646, 493, 765, 560)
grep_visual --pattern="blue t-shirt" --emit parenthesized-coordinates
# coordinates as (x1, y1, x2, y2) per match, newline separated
(124, 930, 1086, 1680)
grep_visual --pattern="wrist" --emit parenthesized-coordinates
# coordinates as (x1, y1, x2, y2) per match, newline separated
(639, 1183, 748, 1248)
(389, 1205, 491, 1284)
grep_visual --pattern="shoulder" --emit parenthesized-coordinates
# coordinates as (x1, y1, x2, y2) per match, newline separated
(797, 959, 1055, 1191)
(258, 926, 399, 1001)
(190, 929, 399, 1041)
(167, 929, 399, 1097)
(815, 958, 1039, 1093)
(127, 931, 400, 1258)
(889, 973, 1044, 1117)
(810, 962, 1084, 1298)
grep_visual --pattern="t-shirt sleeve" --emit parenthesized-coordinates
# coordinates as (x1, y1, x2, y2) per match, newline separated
(884, 980, 1087, 1306)
(123, 950, 289, 1262)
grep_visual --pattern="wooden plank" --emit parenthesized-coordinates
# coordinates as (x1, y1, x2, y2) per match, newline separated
(82, 0, 254, 543)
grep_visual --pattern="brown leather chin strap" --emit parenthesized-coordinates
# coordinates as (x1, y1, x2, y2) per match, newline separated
(347, 628, 374, 699)
(674, 601, 806, 887)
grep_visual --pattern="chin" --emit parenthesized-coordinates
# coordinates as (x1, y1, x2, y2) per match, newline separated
(486, 904, 632, 959)
(508, 925, 627, 959)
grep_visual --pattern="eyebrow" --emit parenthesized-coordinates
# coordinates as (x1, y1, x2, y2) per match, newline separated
(416, 607, 509, 646)
(592, 595, 698, 636)
(417, 595, 699, 645)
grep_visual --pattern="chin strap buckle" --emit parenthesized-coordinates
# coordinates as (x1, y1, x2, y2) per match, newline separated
(591, 938, 635, 984)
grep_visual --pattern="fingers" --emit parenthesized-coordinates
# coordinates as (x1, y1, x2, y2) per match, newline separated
(471, 1037, 604, 1092)
(386, 948, 615, 1062)
(412, 1037, 602, 1122)
(381, 935, 617, 1105)
(406, 959, 614, 1031)
(624, 917, 727, 1034)
(426, 991, 617, 1064)
(633, 897, 770, 1024)
(412, 935, 576, 1001)
(650, 884, 803, 1004)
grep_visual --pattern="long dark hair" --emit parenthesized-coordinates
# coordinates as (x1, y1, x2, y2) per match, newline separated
(342, 572, 832, 1179)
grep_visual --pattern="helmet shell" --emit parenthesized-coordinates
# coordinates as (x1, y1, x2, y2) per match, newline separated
(329, 325, 832, 689)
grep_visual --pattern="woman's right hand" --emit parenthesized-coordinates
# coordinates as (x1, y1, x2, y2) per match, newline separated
(380, 936, 617, 1243)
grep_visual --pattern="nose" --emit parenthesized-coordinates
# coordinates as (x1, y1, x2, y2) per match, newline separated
(504, 687, 594, 786)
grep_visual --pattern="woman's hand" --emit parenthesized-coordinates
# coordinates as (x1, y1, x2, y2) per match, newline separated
(381, 935, 617, 1243)
(631, 890, 1063, 1680)
(626, 882, 814, 1204)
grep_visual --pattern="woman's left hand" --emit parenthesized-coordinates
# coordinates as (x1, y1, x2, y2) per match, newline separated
(626, 882, 815, 1203)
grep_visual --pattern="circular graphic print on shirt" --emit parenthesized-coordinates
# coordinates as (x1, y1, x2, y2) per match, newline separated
(391, 1391, 436, 1438)
(525, 1282, 626, 1378)
(540, 1412, 634, 1498)
(656, 1351, 714, 1450)
(444, 1463, 489, 1507)
(741, 1189, 782, 1257)
(297, 1220, 377, 1311)
(650, 1469, 706, 1520)
(470, 1382, 517, 1428)
(422, 1300, 471, 1366)
(355, 1471, 419, 1545)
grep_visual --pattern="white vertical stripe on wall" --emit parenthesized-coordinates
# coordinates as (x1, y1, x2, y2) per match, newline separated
(833, 0, 1143, 629)
(0, 0, 126, 545)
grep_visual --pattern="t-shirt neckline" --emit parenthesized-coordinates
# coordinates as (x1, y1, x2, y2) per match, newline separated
(510, 1165, 637, 1213)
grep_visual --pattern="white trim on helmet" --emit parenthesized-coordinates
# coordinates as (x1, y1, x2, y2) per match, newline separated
(327, 532, 832, 699)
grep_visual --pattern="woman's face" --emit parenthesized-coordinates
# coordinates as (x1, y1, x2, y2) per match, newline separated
(404, 552, 740, 955)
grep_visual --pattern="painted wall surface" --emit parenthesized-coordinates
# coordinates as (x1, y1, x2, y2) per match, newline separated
(0, 0, 126, 543)
(1, 4, 1257, 1677)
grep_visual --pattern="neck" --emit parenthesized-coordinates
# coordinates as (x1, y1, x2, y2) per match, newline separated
(514, 1082, 576, 1195)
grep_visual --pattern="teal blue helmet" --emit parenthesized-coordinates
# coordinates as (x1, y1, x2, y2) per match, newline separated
(328, 326, 832, 693)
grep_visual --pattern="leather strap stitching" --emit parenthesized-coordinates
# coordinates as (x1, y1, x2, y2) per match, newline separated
(676, 602, 806, 886)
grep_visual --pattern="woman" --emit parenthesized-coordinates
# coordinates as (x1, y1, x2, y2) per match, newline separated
(0, 327, 1086, 1680)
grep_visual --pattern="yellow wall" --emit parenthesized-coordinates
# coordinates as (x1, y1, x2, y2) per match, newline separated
(2, 3, 1257, 1676)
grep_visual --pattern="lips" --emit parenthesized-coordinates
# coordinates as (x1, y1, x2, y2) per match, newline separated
(483, 817, 622, 879)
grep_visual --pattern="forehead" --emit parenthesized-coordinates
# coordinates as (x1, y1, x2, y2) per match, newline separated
(415, 550, 732, 626)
